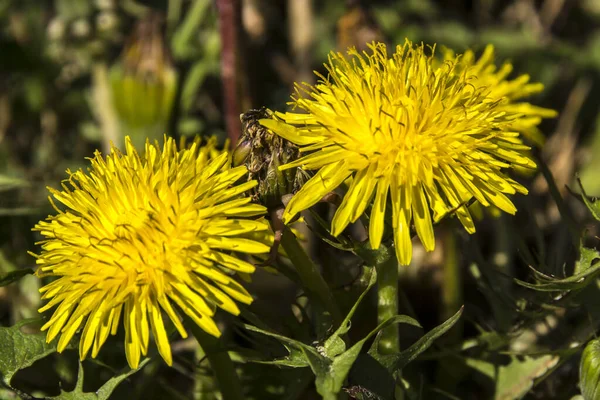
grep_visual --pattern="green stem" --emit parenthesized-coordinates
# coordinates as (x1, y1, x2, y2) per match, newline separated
(375, 253, 400, 354)
(354, 242, 404, 397)
(189, 324, 244, 400)
(441, 228, 462, 338)
(280, 227, 342, 328)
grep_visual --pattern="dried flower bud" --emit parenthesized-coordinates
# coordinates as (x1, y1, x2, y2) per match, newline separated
(234, 108, 307, 209)
(581, 338, 600, 399)
(110, 13, 177, 149)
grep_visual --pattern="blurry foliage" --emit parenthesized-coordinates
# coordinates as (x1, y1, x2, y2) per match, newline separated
(1, 0, 600, 399)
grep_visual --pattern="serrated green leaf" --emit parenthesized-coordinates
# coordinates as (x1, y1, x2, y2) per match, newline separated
(49, 358, 151, 400)
(316, 315, 419, 399)
(50, 362, 96, 400)
(96, 358, 151, 400)
(576, 245, 600, 275)
(323, 268, 377, 358)
(250, 354, 310, 368)
(465, 354, 558, 400)
(0, 319, 62, 385)
(369, 307, 463, 372)
(0, 320, 145, 398)
(245, 281, 419, 400)
(52, 391, 97, 400)
(578, 177, 600, 221)
(515, 257, 600, 292)
(0, 268, 34, 287)
(243, 324, 320, 368)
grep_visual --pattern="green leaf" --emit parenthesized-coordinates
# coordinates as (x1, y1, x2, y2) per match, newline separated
(95, 358, 151, 400)
(0, 319, 62, 385)
(323, 268, 377, 358)
(577, 176, 600, 221)
(515, 257, 600, 292)
(0, 320, 145, 398)
(580, 338, 600, 400)
(243, 324, 319, 368)
(245, 272, 420, 400)
(465, 354, 559, 400)
(575, 244, 600, 275)
(315, 315, 419, 399)
(353, 242, 393, 267)
(180, 62, 210, 113)
(171, 0, 212, 60)
(370, 307, 464, 372)
(0, 268, 34, 287)
(50, 359, 151, 400)
(50, 362, 96, 400)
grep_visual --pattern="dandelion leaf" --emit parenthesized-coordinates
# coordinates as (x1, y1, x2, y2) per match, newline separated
(369, 307, 464, 372)
(516, 253, 600, 292)
(465, 354, 558, 400)
(246, 268, 419, 399)
(0, 319, 60, 385)
(50, 359, 150, 400)
(577, 177, 600, 221)
(575, 244, 600, 275)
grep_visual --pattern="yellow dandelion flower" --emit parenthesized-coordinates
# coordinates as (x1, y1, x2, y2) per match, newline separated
(261, 40, 553, 266)
(31, 136, 269, 369)
(441, 45, 557, 145)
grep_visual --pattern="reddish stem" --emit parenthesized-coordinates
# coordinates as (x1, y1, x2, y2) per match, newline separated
(216, 0, 241, 144)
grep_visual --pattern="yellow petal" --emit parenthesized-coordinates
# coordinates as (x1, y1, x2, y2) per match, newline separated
(284, 161, 352, 224)
(260, 118, 325, 145)
(124, 299, 141, 369)
(369, 177, 390, 250)
(149, 298, 172, 366)
(331, 167, 370, 236)
(412, 185, 435, 252)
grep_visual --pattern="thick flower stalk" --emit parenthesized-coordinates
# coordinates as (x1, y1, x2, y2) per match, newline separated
(261, 40, 555, 265)
(31, 136, 269, 369)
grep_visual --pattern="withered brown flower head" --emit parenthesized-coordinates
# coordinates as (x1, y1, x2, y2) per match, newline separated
(233, 108, 308, 209)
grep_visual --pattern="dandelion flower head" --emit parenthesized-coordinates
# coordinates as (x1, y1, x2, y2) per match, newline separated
(32, 136, 269, 368)
(261, 40, 555, 265)
(442, 45, 557, 145)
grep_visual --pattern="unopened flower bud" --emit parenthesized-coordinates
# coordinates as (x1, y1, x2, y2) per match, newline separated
(110, 13, 177, 150)
(581, 338, 600, 399)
